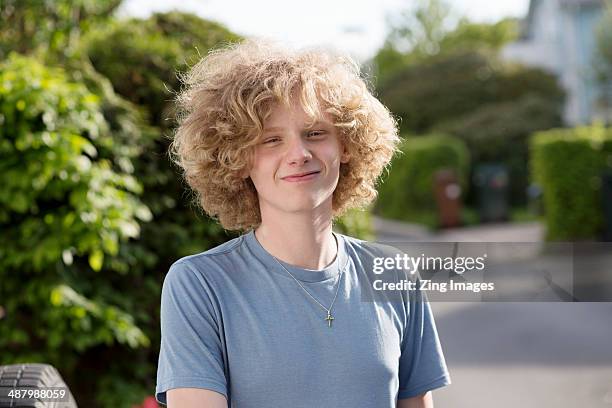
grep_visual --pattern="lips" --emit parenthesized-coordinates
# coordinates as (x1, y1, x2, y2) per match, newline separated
(282, 170, 320, 182)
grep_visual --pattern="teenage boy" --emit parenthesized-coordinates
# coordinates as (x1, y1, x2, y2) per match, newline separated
(156, 38, 451, 408)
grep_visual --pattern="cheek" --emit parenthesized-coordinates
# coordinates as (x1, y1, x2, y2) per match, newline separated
(323, 148, 343, 171)
(249, 158, 276, 186)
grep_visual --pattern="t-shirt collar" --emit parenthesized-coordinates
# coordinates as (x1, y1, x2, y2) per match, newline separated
(244, 229, 348, 283)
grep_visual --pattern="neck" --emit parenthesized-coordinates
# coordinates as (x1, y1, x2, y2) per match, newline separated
(255, 204, 337, 270)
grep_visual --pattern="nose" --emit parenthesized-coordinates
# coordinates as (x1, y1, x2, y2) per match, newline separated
(285, 136, 312, 165)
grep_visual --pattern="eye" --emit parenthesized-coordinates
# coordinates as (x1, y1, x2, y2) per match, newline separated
(262, 137, 280, 144)
(307, 130, 326, 138)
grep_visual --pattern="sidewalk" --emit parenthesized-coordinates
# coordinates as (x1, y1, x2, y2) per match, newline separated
(372, 216, 612, 408)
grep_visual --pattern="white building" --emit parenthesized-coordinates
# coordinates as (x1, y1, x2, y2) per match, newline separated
(502, 0, 609, 125)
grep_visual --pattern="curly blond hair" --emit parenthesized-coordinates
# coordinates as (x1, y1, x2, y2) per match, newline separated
(170, 38, 400, 231)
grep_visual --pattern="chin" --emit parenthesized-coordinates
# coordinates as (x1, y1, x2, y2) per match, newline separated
(259, 189, 334, 214)
(277, 196, 331, 213)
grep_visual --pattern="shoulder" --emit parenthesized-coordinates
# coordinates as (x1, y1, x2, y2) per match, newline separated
(180, 233, 245, 262)
(163, 234, 247, 288)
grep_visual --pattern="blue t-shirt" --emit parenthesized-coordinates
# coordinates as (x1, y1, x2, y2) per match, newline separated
(156, 230, 451, 407)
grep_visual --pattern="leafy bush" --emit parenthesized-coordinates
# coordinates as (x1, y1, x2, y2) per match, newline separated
(82, 11, 242, 128)
(0, 53, 151, 400)
(530, 125, 612, 240)
(375, 134, 470, 228)
(80, 11, 240, 265)
(0, 0, 122, 61)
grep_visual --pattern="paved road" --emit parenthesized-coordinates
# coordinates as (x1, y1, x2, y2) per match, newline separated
(372, 217, 612, 408)
(430, 301, 612, 408)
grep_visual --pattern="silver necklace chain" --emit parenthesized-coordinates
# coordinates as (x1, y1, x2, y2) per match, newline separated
(270, 255, 344, 328)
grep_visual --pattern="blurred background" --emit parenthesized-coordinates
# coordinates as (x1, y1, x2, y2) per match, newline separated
(1, 0, 612, 406)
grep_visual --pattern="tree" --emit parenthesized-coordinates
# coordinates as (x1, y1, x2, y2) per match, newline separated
(438, 17, 519, 53)
(594, 6, 612, 122)
(371, 0, 451, 85)
(370, 0, 519, 88)
(385, 0, 451, 57)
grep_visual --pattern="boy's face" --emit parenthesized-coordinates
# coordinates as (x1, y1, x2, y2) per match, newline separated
(246, 98, 350, 218)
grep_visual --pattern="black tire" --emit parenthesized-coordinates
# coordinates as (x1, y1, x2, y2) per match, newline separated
(0, 364, 78, 408)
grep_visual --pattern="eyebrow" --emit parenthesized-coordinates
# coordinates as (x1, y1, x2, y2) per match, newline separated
(262, 121, 331, 132)
(262, 126, 285, 132)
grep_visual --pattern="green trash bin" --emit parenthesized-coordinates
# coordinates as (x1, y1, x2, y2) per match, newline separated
(473, 163, 509, 222)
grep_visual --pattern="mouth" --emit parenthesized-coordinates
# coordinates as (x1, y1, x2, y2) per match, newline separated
(281, 170, 321, 182)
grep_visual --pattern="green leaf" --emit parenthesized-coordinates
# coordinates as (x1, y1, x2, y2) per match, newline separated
(50, 288, 63, 306)
(88, 249, 104, 271)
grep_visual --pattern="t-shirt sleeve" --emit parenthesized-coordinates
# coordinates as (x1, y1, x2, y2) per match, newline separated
(397, 272, 451, 399)
(155, 260, 228, 406)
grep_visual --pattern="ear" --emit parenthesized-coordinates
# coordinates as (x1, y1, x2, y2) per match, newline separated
(238, 166, 250, 179)
(340, 145, 350, 164)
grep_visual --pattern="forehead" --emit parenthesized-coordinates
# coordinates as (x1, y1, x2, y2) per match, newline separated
(263, 98, 330, 128)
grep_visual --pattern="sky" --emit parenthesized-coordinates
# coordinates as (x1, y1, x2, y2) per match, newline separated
(117, 0, 530, 63)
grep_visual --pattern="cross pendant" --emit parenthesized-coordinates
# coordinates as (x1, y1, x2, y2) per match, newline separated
(325, 311, 334, 328)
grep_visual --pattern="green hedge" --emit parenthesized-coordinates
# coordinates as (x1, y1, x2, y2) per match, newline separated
(530, 125, 612, 240)
(375, 134, 470, 228)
